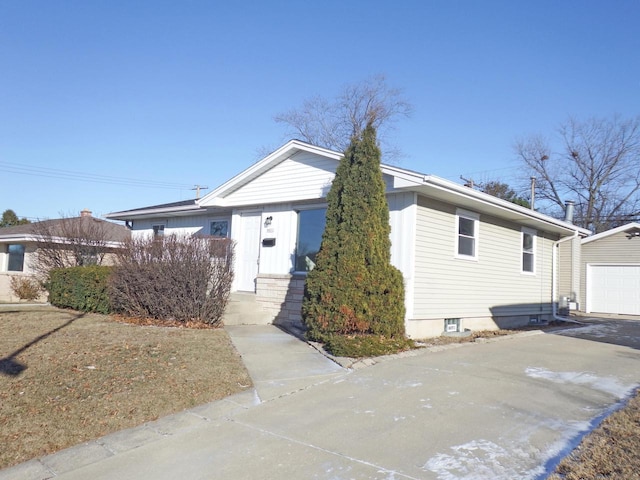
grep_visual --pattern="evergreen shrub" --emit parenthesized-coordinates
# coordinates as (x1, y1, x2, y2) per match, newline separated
(47, 266, 113, 313)
(302, 123, 406, 344)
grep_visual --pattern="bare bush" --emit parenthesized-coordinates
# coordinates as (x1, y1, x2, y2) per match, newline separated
(109, 235, 234, 326)
(29, 214, 128, 278)
(9, 275, 43, 301)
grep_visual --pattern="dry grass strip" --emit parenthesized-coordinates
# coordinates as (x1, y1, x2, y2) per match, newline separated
(548, 389, 640, 479)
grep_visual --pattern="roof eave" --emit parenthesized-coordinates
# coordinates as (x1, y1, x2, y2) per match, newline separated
(106, 204, 204, 221)
(412, 176, 590, 237)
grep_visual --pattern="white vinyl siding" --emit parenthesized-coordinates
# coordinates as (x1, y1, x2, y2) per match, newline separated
(223, 153, 336, 205)
(219, 152, 395, 207)
(131, 214, 233, 240)
(558, 236, 581, 305)
(413, 196, 554, 320)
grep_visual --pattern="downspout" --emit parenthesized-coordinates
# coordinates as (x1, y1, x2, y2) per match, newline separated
(552, 230, 582, 323)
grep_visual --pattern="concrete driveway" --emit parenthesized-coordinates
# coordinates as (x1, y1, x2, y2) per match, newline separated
(3, 319, 640, 480)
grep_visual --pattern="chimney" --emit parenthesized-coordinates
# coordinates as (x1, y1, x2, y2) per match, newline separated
(80, 209, 92, 218)
(564, 201, 575, 223)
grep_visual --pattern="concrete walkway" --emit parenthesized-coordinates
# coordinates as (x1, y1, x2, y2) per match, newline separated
(3, 321, 640, 479)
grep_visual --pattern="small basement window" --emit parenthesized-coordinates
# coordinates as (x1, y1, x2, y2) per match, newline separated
(444, 318, 461, 333)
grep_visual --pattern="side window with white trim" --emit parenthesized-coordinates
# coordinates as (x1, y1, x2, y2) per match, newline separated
(456, 209, 479, 259)
(522, 228, 536, 273)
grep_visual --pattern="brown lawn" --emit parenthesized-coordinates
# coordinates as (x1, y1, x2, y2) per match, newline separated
(0, 307, 251, 469)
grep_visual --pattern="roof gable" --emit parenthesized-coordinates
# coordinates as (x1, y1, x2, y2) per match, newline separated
(582, 222, 640, 244)
(197, 140, 342, 207)
(106, 139, 589, 236)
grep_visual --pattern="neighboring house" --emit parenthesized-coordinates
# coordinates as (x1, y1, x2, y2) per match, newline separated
(0, 210, 130, 302)
(579, 223, 640, 316)
(107, 140, 589, 338)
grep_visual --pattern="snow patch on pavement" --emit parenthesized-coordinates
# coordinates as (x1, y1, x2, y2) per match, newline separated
(422, 439, 542, 479)
(557, 323, 618, 338)
(525, 367, 635, 398)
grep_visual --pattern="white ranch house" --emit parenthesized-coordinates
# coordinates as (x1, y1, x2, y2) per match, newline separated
(107, 140, 589, 338)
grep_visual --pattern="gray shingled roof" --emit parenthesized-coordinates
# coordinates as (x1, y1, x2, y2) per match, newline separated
(0, 216, 130, 242)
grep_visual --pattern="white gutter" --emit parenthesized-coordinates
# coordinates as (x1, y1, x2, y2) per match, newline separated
(551, 230, 584, 323)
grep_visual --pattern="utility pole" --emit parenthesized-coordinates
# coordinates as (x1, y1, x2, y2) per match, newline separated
(460, 175, 474, 188)
(530, 177, 536, 210)
(192, 185, 209, 199)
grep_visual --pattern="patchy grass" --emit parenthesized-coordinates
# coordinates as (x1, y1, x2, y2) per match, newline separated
(0, 307, 252, 469)
(548, 389, 640, 479)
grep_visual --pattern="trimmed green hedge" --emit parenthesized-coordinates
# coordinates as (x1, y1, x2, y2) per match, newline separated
(47, 266, 113, 314)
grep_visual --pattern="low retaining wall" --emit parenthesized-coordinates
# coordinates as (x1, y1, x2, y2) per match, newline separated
(255, 273, 306, 327)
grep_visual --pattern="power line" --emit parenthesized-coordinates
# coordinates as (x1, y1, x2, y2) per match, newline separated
(0, 160, 194, 190)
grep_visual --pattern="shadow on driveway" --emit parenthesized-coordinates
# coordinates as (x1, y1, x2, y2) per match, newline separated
(551, 314, 640, 350)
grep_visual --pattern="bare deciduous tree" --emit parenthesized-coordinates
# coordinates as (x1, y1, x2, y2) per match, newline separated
(515, 115, 640, 232)
(29, 214, 123, 277)
(274, 75, 412, 160)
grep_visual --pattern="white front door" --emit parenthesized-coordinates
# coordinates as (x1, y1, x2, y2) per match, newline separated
(237, 212, 262, 292)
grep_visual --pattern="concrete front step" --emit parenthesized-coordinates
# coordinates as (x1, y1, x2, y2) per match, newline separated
(223, 292, 273, 326)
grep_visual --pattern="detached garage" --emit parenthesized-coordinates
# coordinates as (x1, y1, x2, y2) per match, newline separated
(582, 223, 640, 316)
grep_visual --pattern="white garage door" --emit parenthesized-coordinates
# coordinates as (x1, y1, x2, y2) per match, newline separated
(588, 265, 640, 315)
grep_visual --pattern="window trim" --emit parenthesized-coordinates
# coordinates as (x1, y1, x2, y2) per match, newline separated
(7, 243, 26, 272)
(294, 205, 327, 273)
(455, 209, 479, 260)
(521, 227, 536, 274)
(209, 219, 230, 238)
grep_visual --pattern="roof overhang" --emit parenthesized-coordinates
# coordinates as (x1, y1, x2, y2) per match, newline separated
(103, 139, 590, 238)
(395, 173, 590, 237)
(582, 222, 640, 244)
(0, 234, 124, 248)
(106, 203, 206, 221)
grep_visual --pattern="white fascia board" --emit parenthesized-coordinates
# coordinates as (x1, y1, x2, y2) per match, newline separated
(0, 234, 37, 243)
(197, 140, 343, 207)
(106, 204, 203, 220)
(419, 175, 591, 236)
(582, 222, 640, 244)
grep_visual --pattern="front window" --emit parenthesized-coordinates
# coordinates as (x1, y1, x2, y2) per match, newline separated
(210, 220, 229, 238)
(152, 224, 165, 238)
(522, 228, 536, 273)
(456, 210, 479, 259)
(295, 208, 326, 271)
(7, 244, 25, 272)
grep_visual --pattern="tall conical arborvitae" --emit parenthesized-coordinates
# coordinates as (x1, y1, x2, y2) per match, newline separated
(302, 123, 405, 342)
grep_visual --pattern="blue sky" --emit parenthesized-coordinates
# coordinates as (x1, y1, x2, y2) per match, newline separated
(1, 0, 638, 220)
